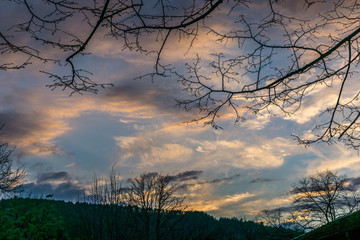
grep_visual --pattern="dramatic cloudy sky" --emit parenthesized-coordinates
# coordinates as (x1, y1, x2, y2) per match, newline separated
(1, 0, 360, 218)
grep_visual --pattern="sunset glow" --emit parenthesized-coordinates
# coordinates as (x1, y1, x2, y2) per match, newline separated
(1, 0, 360, 220)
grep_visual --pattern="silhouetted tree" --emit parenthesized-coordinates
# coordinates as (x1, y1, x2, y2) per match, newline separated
(126, 172, 185, 240)
(262, 170, 360, 231)
(258, 209, 290, 229)
(0, 126, 25, 196)
(77, 167, 129, 240)
(257, 209, 302, 239)
(288, 170, 360, 230)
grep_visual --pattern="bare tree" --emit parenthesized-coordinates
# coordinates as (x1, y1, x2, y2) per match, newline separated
(257, 207, 305, 239)
(0, 125, 25, 196)
(0, 143, 24, 195)
(288, 170, 360, 230)
(258, 208, 289, 228)
(126, 172, 185, 240)
(77, 168, 128, 240)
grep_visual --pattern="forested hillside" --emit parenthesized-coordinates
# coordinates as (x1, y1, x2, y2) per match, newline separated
(0, 197, 301, 240)
(294, 211, 360, 240)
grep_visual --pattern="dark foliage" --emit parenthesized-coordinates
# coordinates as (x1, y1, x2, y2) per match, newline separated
(295, 210, 360, 240)
(0, 198, 68, 240)
(0, 198, 301, 240)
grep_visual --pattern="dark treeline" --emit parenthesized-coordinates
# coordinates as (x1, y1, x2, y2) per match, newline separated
(0, 197, 301, 240)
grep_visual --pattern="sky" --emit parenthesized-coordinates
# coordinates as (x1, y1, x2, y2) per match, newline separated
(1, 0, 360, 219)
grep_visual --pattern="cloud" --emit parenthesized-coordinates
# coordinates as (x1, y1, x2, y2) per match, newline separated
(189, 192, 256, 212)
(149, 144, 194, 164)
(115, 135, 153, 159)
(249, 178, 280, 184)
(114, 121, 304, 177)
(350, 177, 360, 188)
(89, 12, 237, 64)
(304, 144, 360, 175)
(37, 171, 70, 183)
(0, 72, 187, 158)
(240, 195, 294, 216)
(208, 173, 241, 184)
(178, 173, 241, 192)
(0, 87, 89, 156)
(114, 123, 206, 169)
(65, 162, 76, 168)
(23, 181, 85, 201)
(190, 137, 293, 169)
(126, 170, 203, 184)
(0, 109, 69, 156)
(167, 170, 203, 182)
(116, 136, 194, 165)
(23, 170, 86, 201)
(101, 81, 171, 111)
(284, 87, 339, 124)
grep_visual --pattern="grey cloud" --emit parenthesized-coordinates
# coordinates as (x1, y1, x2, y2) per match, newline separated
(126, 170, 203, 183)
(250, 178, 279, 184)
(28, 162, 47, 171)
(17, 143, 65, 158)
(207, 173, 241, 184)
(178, 183, 192, 191)
(350, 177, 360, 188)
(22, 170, 85, 201)
(23, 181, 85, 201)
(167, 170, 203, 182)
(101, 79, 185, 115)
(126, 171, 158, 182)
(104, 82, 165, 105)
(178, 173, 240, 191)
(142, 172, 158, 178)
(261, 205, 298, 214)
(29, 143, 64, 155)
(0, 110, 45, 141)
(37, 171, 70, 183)
(0, 110, 66, 157)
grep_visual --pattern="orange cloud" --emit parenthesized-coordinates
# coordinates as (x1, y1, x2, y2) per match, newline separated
(189, 192, 256, 212)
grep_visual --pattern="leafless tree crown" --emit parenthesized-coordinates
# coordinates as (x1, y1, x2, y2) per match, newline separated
(289, 170, 359, 229)
(0, 0, 228, 93)
(175, 0, 360, 149)
(259, 170, 360, 230)
(0, 128, 25, 196)
(3, 1, 360, 148)
(127, 172, 185, 212)
(126, 172, 185, 240)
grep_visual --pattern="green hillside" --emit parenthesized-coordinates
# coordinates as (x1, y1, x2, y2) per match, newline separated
(0, 197, 301, 240)
(294, 211, 360, 240)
